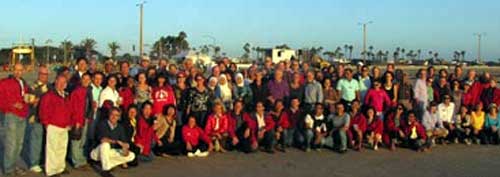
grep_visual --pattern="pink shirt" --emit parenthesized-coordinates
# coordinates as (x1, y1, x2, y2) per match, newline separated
(364, 89, 391, 112)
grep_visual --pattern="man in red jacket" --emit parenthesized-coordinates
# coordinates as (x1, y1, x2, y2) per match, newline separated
(403, 111, 428, 152)
(39, 75, 72, 177)
(0, 64, 30, 176)
(243, 101, 276, 153)
(69, 73, 93, 170)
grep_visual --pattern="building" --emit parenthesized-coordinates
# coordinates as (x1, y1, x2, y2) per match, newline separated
(261, 48, 297, 63)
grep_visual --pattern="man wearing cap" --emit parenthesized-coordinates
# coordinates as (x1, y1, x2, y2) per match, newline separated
(130, 56, 150, 77)
(0, 63, 30, 176)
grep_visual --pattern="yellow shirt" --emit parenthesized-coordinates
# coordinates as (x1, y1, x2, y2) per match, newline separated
(471, 111, 485, 130)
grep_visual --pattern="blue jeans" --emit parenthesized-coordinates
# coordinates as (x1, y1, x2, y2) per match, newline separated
(332, 129, 348, 150)
(1, 113, 26, 174)
(297, 129, 314, 149)
(22, 120, 44, 168)
(284, 128, 297, 146)
(70, 123, 88, 167)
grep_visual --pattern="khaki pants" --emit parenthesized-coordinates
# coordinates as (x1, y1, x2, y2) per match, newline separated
(45, 125, 69, 176)
(426, 128, 449, 139)
(91, 142, 135, 171)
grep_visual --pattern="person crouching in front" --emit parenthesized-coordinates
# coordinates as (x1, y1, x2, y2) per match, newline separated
(90, 107, 135, 177)
(205, 102, 230, 153)
(134, 102, 161, 162)
(402, 111, 428, 152)
(243, 101, 276, 153)
(183, 115, 213, 157)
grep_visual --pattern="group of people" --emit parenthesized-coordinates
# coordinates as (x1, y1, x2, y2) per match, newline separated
(1, 56, 500, 177)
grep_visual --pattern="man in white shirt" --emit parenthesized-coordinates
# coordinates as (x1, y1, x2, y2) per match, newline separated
(438, 94, 455, 140)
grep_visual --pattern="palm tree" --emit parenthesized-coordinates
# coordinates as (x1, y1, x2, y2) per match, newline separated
(81, 38, 97, 59)
(460, 50, 466, 61)
(108, 42, 120, 60)
(60, 40, 73, 64)
(343, 44, 349, 57)
(348, 45, 354, 60)
(417, 49, 422, 60)
(368, 46, 374, 61)
(242, 43, 251, 59)
(323, 51, 336, 61)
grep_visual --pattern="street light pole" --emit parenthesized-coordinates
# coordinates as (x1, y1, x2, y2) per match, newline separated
(45, 39, 52, 65)
(137, 1, 147, 58)
(359, 21, 373, 64)
(474, 33, 486, 64)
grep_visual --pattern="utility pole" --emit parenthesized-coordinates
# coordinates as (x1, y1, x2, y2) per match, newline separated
(137, 1, 146, 58)
(359, 21, 373, 64)
(45, 39, 52, 65)
(474, 33, 486, 64)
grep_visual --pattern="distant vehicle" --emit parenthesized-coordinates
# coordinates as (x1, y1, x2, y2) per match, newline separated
(260, 48, 297, 63)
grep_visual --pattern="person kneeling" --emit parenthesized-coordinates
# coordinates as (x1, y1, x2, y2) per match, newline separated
(91, 107, 135, 177)
(403, 111, 428, 152)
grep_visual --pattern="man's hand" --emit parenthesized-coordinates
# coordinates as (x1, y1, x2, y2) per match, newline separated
(244, 128, 250, 138)
(232, 137, 239, 145)
(13, 102, 23, 110)
(258, 130, 265, 139)
(157, 140, 163, 147)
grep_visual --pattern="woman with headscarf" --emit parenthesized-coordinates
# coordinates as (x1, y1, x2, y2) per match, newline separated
(217, 74, 233, 110)
(233, 73, 253, 109)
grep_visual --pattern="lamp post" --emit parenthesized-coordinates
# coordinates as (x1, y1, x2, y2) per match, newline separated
(473, 32, 486, 64)
(137, 1, 147, 58)
(358, 21, 373, 64)
(45, 39, 52, 65)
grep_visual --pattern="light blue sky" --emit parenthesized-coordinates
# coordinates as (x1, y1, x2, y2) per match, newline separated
(0, 0, 499, 60)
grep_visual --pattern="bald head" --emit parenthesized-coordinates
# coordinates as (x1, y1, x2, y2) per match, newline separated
(38, 66, 50, 84)
(13, 63, 24, 79)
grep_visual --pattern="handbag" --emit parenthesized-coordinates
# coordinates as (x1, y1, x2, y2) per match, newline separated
(70, 127, 83, 140)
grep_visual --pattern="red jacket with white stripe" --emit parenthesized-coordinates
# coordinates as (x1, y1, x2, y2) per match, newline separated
(0, 77, 30, 118)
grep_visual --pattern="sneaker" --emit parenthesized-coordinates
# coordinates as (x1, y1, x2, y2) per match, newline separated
(187, 152, 195, 157)
(453, 138, 459, 144)
(465, 139, 472, 145)
(197, 151, 209, 157)
(373, 144, 378, 151)
(30, 165, 43, 173)
(305, 148, 311, 152)
(194, 149, 202, 156)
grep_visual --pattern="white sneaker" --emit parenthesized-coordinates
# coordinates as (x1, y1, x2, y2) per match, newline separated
(194, 149, 202, 156)
(197, 151, 209, 157)
(30, 165, 42, 173)
(187, 152, 195, 158)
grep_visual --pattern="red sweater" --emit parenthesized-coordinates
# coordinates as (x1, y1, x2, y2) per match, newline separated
(39, 91, 72, 128)
(364, 89, 391, 113)
(151, 85, 176, 115)
(349, 113, 367, 133)
(0, 77, 29, 118)
(227, 112, 246, 138)
(204, 113, 229, 137)
(366, 117, 384, 135)
(134, 117, 158, 155)
(182, 125, 210, 147)
(70, 86, 91, 126)
(269, 111, 290, 129)
(384, 112, 406, 133)
(243, 113, 275, 144)
(119, 87, 134, 111)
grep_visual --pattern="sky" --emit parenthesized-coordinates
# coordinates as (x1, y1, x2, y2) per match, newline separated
(0, 0, 499, 60)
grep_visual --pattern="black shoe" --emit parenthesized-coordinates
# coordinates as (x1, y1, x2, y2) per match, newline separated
(265, 148, 275, 154)
(101, 171, 115, 177)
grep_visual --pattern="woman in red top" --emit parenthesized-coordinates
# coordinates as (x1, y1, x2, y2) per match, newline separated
(134, 102, 160, 162)
(383, 104, 407, 151)
(268, 100, 290, 152)
(348, 100, 366, 151)
(204, 102, 229, 153)
(364, 80, 392, 119)
(119, 77, 135, 111)
(365, 107, 383, 150)
(151, 74, 176, 116)
(182, 116, 213, 157)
